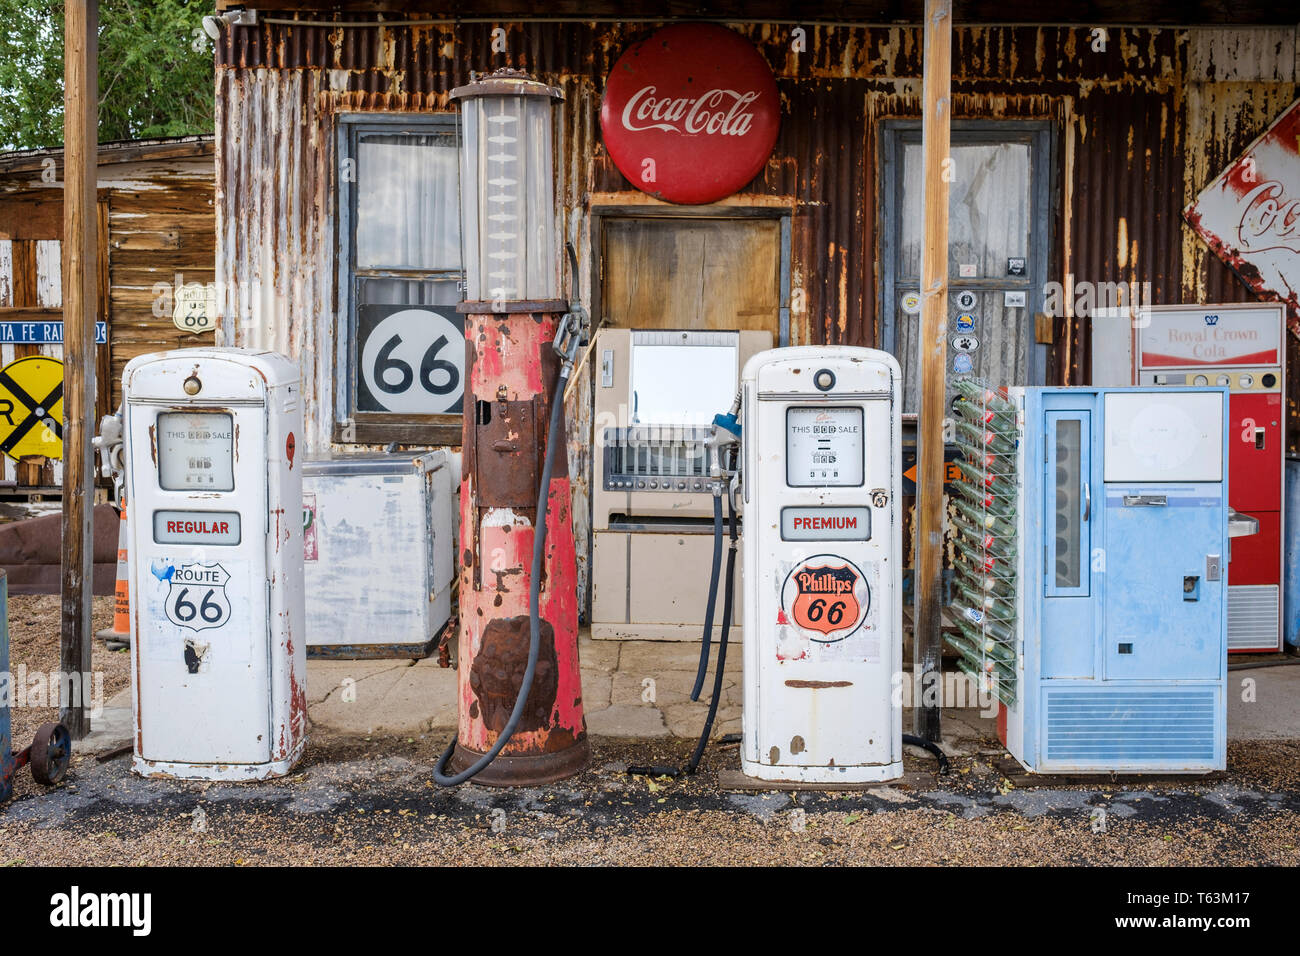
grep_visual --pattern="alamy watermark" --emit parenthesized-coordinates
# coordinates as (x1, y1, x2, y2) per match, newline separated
(0, 668, 104, 719)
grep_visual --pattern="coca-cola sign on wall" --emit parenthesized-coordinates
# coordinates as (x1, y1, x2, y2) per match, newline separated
(600, 24, 780, 205)
(1185, 98, 1300, 335)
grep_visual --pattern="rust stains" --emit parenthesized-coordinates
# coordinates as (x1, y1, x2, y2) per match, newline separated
(469, 615, 559, 737)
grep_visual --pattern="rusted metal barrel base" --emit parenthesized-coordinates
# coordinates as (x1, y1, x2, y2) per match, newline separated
(447, 737, 590, 787)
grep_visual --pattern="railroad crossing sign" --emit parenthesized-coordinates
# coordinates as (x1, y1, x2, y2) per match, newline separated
(0, 356, 64, 461)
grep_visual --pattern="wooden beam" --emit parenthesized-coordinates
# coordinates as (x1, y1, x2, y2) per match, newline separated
(0, 307, 63, 323)
(0, 137, 213, 176)
(60, 0, 98, 740)
(913, 0, 951, 744)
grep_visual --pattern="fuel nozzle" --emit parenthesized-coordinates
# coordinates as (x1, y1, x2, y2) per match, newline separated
(92, 406, 126, 504)
(707, 390, 743, 481)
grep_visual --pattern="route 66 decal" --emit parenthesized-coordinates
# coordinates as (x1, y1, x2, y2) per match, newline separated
(163, 562, 232, 632)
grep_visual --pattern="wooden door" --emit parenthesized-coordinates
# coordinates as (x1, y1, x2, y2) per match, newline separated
(0, 193, 110, 491)
(600, 216, 781, 338)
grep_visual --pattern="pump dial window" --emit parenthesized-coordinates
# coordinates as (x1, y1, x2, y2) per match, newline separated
(157, 412, 235, 491)
(786, 406, 864, 487)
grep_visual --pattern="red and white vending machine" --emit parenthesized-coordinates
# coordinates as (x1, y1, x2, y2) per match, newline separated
(1134, 303, 1286, 653)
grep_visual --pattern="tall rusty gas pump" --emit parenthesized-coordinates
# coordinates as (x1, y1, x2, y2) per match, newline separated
(434, 69, 589, 787)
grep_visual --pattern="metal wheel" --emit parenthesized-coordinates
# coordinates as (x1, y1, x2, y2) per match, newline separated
(30, 723, 71, 786)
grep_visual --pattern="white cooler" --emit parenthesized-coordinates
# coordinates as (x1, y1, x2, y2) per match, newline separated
(303, 451, 456, 658)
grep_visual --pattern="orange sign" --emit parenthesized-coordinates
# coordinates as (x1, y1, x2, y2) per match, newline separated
(780, 554, 872, 644)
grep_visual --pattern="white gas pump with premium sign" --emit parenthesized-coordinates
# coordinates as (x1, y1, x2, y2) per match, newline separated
(740, 348, 903, 783)
(123, 348, 307, 780)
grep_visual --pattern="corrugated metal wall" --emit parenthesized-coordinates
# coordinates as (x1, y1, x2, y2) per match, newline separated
(214, 19, 1299, 605)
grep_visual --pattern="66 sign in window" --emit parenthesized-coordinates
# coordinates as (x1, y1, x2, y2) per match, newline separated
(358, 305, 465, 415)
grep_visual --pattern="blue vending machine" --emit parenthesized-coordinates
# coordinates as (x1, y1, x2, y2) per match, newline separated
(995, 387, 1232, 774)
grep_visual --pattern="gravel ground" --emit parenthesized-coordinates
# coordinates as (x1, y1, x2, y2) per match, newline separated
(3, 595, 121, 747)
(2, 733, 1298, 866)
(3, 593, 1298, 866)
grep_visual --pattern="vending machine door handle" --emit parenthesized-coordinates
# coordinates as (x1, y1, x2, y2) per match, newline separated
(1083, 480, 1090, 522)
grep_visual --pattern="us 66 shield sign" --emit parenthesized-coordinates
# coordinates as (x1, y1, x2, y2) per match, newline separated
(358, 305, 464, 414)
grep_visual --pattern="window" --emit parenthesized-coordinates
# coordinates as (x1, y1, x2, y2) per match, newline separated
(336, 115, 465, 445)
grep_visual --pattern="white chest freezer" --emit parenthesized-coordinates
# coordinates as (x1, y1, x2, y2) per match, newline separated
(302, 451, 456, 658)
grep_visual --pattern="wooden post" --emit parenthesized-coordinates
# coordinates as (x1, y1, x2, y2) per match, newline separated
(60, 0, 98, 739)
(914, 0, 952, 743)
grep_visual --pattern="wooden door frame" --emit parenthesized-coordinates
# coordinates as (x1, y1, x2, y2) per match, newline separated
(589, 204, 793, 347)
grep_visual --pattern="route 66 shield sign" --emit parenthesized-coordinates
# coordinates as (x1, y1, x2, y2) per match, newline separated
(164, 562, 232, 632)
(781, 554, 870, 643)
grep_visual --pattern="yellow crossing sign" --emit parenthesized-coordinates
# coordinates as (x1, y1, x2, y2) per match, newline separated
(0, 356, 64, 461)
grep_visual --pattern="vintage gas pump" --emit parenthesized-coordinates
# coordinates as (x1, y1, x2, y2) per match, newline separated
(122, 348, 306, 780)
(434, 70, 588, 786)
(739, 348, 904, 783)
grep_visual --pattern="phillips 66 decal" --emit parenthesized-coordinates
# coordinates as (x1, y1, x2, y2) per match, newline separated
(779, 554, 871, 643)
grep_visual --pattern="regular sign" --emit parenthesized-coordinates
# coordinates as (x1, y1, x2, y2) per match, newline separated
(1184, 98, 1300, 335)
(600, 23, 780, 205)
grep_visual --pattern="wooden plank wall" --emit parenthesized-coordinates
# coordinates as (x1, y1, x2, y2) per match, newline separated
(0, 153, 215, 491)
(105, 161, 216, 408)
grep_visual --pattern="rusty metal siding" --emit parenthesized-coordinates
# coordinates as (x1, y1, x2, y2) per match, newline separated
(215, 19, 1300, 604)
(217, 21, 1296, 366)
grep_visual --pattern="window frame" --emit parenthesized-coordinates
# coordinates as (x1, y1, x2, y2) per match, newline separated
(334, 112, 465, 447)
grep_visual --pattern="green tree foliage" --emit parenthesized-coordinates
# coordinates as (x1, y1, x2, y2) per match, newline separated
(0, 0, 214, 150)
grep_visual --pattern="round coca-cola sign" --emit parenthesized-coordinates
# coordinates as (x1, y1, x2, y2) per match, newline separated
(600, 24, 780, 205)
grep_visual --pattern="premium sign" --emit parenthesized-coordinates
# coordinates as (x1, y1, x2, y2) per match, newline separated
(600, 23, 780, 205)
(781, 506, 872, 541)
(1184, 98, 1300, 335)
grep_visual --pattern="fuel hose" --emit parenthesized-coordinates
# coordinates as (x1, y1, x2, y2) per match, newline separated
(629, 490, 738, 779)
(433, 354, 570, 787)
(902, 733, 951, 774)
(690, 490, 725, 702)
(685, 491, 739, 775)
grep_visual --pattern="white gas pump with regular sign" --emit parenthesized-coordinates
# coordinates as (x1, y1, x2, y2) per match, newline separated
(123, 348, 307, 781)
(741, 347, 903, 783)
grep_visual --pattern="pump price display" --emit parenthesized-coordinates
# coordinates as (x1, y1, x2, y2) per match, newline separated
(157, 412, 235, 491)
(786, 406, 864, 487)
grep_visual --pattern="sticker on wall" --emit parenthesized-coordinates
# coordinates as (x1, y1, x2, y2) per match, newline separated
(955, 313, 976, 333)
(956, 291, 978, 311)
(780, 554, 871, 644)
(1007, 257, 1027, 276)
(959, 264, 978, 278)
(953, 353, 975, 374)
(901, 291, 922, 315)
(951, 334, 979, 353)
(1004, 291, 1027, 308)
(173, 282, 218, 335)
